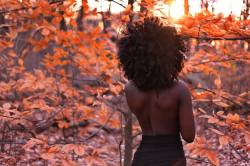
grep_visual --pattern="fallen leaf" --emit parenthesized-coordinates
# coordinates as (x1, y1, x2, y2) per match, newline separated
(207, 151, 220, 166)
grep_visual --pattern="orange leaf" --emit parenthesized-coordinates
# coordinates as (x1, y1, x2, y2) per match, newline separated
(3, 103, 11, 109)
(199, 115, 213, 119)
(62, 159, 78, 166)
(74, 145, 85, 156)
(207, 151, 220, 166)
(57, 121, 70, 129)
(8, 50, 16, 57)
(41, 28, 50, 36)
(41, 153, 55, 160)
(18, 59, 24, 66)
(208, 117, 219, 124)
(62, 144, 74, 153)
(216, 111, 224, 116)
(213, 100, 230, 108)
(48, 146, 61, 153)
(209, 128, 224, 136)
(85, 97, 94, 105)
(226, 113, 240, 123)
(124, 4, 132, 15)
(219, 136, 230, 146)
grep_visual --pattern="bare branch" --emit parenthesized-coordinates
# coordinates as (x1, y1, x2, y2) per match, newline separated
(229, 143, 249, 163)
(106, 0, 126, 8)
(183, 35, 250, 41)
(191, 57, 250, 66)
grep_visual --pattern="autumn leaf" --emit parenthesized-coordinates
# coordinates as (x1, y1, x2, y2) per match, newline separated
(73, 145, 85, 156)
(219, 136, 230, 146)
(2, 103, 11, 110)
(62, 144, 74, 153)
(199, 115, 213, 119)
(207, 151, 220, 166)
(48, 146, 61, 153)
(41, 153, 55, 160)
(208, 117, 220, 124)
(244, 131, 250, 144)
(124, 4, 132, 15)
(57, 120, 70, 129)
(23, 138, 44, 149)
(121, 15, 130, 23)
(216, 111, 224, 116)
(85, 97, 94, 105)
(62, 159, 78, 166)
(62, 144, 85, 156)
(213, 100, 230, 108)
(226, 113, 240, 124)
(214, 77, 221, 89)
(209, 128, 224, 136)
(18, 59, 24, 66)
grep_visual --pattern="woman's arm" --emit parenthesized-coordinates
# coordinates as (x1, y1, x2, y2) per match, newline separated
(178, 82, 196, 143)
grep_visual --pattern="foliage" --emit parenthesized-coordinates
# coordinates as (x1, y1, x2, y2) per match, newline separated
(0, 0, 249, 165)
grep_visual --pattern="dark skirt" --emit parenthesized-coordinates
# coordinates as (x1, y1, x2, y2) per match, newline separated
(131, 134, 186, 166)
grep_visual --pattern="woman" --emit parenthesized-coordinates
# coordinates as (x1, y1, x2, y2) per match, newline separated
(117, 17, 196, 166)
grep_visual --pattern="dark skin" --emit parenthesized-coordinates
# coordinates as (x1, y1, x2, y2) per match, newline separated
(125, 80, 195, 143)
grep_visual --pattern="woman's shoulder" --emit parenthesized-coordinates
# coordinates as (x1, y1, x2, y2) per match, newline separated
(125, 81, 138, 94)
(175, 80, 189, 90)
(175, 79, 192, 99)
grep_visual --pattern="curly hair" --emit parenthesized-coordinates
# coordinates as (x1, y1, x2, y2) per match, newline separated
(117, 17, 187, 91)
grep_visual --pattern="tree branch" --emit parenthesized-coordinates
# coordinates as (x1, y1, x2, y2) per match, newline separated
(183, 35, 250, 41)
(229, 143, 249, 163)
(81, 109, 115, 141)
(191, 57, 250, 66)
(191, 87, 244, 107)
(106, 0, 126, 8)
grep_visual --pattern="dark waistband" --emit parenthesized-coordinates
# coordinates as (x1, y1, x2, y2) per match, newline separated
(140, 134, 182, 146)
(141, 134, 181, 139)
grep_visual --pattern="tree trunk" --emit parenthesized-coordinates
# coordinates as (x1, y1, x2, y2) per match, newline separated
(128, 0, 135, 6)
(244, 0, 249, 20)
(0, 14, 7, 35)
(76, 0, 84, 31)
(201, 0, 208, 12)
(128, 0, 135, 25)
(184, 0, 189, 15)
(101, 2, 111, 32)
(59, 11, 67, 31)
(140, 0, 147, 13)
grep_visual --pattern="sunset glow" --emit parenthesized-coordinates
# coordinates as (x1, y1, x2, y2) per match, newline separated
(87, 0, 244, 19)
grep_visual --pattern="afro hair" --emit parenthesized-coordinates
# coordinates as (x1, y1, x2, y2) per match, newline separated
(117, 17, 187, 91)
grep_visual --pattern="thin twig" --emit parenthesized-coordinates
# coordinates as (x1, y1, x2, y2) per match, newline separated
(191, 57, 250, 66)
(106, 0, 126, 8)
(183, 35, 250, 41)
(192, 87, 244, 107)
(229, 143, 249, 163)
(82, 109, 115, 141)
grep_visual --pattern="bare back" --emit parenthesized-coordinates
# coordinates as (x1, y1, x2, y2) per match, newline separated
(125, 80, 195, 143)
